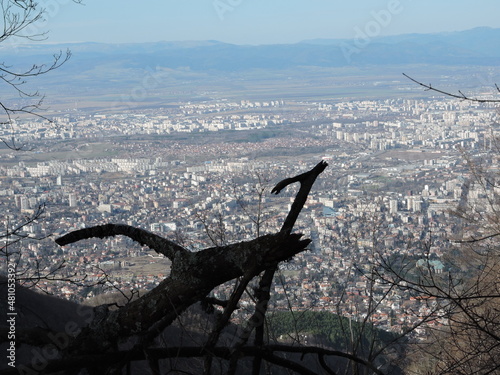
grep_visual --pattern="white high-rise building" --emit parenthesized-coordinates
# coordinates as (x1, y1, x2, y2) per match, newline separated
(413, 200, 422, 212)
(389, 199, 398, 214)
(407, 197, 414, 210)
(69, 194, 77, 207)
(20, 197, 29, 211)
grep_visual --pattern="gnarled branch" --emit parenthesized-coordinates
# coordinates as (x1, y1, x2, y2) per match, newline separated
(46, 161, 324, 373)
(233, 160, 328, 374)
(57, 231, 310, 357)
(55, 223, 187, 260)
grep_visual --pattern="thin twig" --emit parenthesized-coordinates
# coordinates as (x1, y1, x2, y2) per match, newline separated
(403, 73, 500, 103)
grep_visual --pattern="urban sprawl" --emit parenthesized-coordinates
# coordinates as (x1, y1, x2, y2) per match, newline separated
(1, 95, 498, 340)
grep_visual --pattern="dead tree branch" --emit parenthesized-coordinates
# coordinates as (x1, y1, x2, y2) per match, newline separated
(240, 160, 328, 374)
(55, 223, 187, 259)
(55, 230, 310, 358)
(204, 161, 329, 373)
(451, 232, 500, 243)
(8, 161, 329, 374)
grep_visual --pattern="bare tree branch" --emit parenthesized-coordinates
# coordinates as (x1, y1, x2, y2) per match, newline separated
(275, 160, 329, 233)
(0, 0, 83, 149)
(452, 232, 500, 243)
(56, 231, 310, 357)
(0, 344, 385, 375)
(37, 162, 326, 374)
(249, 160, 328, 374)
(403, 73, 500, 103)
(55, 223, 187, 260)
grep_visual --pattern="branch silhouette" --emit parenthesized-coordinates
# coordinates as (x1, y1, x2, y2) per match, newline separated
(9, 161, 337, 374)
(403, 73, 500, 103)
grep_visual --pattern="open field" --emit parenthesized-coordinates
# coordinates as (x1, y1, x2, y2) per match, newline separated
(377, 150, 445, 161)
(5, 63, 492, 116)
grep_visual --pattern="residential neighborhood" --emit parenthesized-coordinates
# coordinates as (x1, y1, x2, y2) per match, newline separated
(1, 95, 497, 339)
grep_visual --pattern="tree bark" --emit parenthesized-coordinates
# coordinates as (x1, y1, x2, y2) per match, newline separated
(41, 161, 327, 373)
(59, 230, 310, 355)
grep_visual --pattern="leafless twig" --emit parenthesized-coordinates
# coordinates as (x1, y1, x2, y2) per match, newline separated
(403, 73, 500, 103)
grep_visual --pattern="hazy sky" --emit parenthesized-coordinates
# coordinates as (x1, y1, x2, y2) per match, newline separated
(41, 0, 500, 45)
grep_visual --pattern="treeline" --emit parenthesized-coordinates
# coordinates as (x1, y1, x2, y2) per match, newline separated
(268, 310, 399, 353)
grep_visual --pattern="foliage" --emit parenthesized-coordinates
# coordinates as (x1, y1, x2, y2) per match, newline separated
(268, 310, 399, 353)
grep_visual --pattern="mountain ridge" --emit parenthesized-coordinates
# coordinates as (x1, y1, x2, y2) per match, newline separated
(2, 27, 500, 72)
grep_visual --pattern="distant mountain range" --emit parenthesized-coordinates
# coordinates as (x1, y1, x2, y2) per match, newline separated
(3, 27, 500, 73)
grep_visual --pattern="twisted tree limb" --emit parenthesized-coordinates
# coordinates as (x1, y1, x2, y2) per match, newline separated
(5, 159, 382, 375)
(10, 161, 326, 374)
(55, 223, 187, 259)
(54, 228, 310, 362)
(273, 160, 329, 233)
(200, 161, 328, 374)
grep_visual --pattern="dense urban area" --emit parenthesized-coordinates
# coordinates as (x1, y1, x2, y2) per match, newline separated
(1, 93, 498, 340)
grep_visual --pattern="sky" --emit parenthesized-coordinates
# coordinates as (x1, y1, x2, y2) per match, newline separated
(37, 0, 500, 45)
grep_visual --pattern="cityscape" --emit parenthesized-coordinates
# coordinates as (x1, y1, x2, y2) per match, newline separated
(1, 1, 500, 373)
(1, 92, 497, 340)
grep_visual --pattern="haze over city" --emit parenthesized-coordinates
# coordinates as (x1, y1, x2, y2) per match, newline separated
(1, 1, 500, 374)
